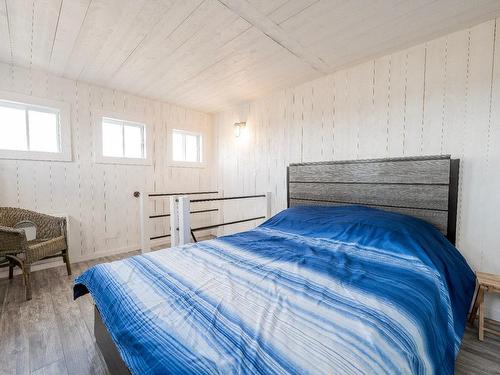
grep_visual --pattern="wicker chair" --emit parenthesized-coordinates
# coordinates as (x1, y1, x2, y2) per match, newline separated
(0, 207, 71, 300)
(0, 256, 8, 269)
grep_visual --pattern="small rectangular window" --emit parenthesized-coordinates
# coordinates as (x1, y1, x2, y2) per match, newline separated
(0, 100, 60, 153)
(172, 129, 202, 163)
(101, 117, 145, 159)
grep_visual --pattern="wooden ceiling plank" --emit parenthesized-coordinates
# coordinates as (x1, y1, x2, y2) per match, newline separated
(164, 55, 312, 112)
(277, 0, 413, 46)
(2, 0, 500, 112)
(162, 33, 318, 110)
(361, 1, 500, 57)
(6, 0, 33, 68)
(217, 0, 330, 74)
(112, 0, 500, 111)
(268, 0, 320, 25)
(62, 0, 138, 79)
(177, 56, 343, 111)
(137, 10, 251, 96)
(0, 0, 12, 62)
(148, 28, 287, 100)
(309, 1, 435, 65)
(151, 0, 394, 108)
(191, 60, 317, 111)
(49, 0, 92, 74)
(303, 0, 500, 67)
(246, 0, 289, 16)
(157, 20, 327, 107)
(126, 0, 242, 93)
(106, 0, 205, 91)
(31, 0, 62, 69)
(174, 68, 312, 110)
(193, 58, 324, 110)
(79, 0, 175, 83)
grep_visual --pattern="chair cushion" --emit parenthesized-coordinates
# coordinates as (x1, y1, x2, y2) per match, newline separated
(26, 236, 67, 263)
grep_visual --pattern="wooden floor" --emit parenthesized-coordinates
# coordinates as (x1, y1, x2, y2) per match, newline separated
(1, 253, 499, 375)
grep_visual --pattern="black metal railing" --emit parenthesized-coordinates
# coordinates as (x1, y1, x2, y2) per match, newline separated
(134, 190, 219, 198)
(147, 193, 267, 243)
(191, 216, 265, 232)
(190, 194, 265, 203)
(149, 208, 218, 219)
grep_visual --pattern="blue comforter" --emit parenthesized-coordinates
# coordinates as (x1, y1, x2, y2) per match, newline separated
(74, 205, 475, 375)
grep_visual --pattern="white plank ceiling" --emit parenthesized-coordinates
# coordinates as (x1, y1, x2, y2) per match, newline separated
(1, 0, 500, 113)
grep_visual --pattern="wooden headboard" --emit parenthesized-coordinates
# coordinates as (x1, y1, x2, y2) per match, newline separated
(287, 155, 459, 244)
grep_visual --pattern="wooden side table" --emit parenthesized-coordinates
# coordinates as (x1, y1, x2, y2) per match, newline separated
(468, 272, 500, 341)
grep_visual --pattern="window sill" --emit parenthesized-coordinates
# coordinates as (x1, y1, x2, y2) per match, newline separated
(95, 155, 152, 166)
(168, 160, 206, 169)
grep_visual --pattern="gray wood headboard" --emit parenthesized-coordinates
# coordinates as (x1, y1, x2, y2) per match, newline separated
(287, 155, 459, 244)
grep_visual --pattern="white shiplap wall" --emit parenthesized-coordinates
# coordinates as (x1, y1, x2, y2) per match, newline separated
(0, 62, 215, 263)
(215, 19, 500, 319)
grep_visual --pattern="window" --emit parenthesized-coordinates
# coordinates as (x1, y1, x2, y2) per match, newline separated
(94, 113, 150, 165)
(0, 101, 60, 152)
(172, 129, 202, 163)
(101, 117, 145, 159)
(0, 92, 71, 161)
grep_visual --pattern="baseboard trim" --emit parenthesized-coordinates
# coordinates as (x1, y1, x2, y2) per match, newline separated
(71, 244, 142, 263)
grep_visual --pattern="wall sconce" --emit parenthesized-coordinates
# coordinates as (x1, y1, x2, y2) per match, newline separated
(234, 122, 246, 137)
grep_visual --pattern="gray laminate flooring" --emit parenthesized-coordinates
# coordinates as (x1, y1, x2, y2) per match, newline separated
(0, 252, 499, 374)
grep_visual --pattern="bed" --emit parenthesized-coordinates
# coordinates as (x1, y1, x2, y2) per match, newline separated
(74, 155, 475, 375)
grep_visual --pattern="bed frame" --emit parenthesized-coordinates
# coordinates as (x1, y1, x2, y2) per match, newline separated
(287, 155, 459, 244)
(95, 154, 460, 374)
(94, 308, 131, 375)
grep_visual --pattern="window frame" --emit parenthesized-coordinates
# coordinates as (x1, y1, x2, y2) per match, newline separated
(0, 91, 72, 162)
(102, 117, 145, 159)
(94, 112, 152, 166)
(169, 128, 205, 168)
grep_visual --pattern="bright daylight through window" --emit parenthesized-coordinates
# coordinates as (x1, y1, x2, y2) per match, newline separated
(102, 117, 145, 159)
(172, 129, 202, 163)
(0, 100, 60, 153)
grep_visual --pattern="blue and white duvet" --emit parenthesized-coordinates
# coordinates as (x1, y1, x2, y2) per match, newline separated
(74, 205, 475, 375)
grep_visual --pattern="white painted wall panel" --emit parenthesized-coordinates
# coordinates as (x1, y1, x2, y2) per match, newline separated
(215, 19, 500, 320)
(0, 62, 215, 262)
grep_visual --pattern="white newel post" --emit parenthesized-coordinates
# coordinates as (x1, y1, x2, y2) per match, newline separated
(140, 191, 151, 254)
(170, 196, 179, 247)
(265, 192, 272, 219)
(178, 196, 191, 245)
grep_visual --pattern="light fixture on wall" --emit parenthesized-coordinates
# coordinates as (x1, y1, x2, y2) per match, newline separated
(234, 122, 246, 137)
